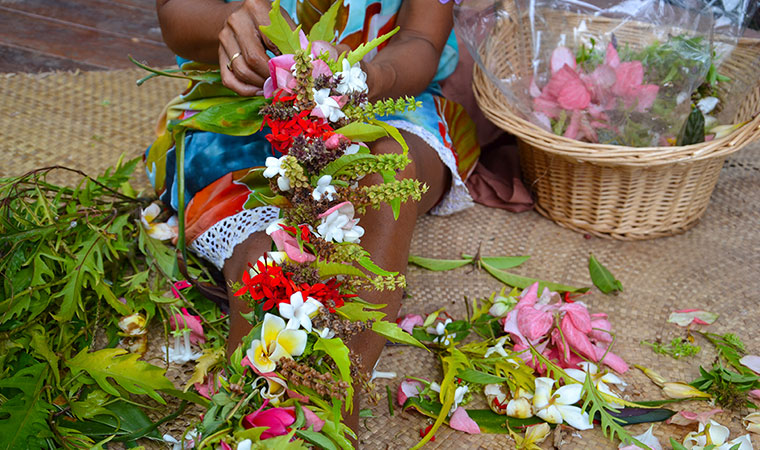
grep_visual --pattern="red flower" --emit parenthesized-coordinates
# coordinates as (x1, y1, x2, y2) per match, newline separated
(301, 277, 355, 312)
(419, 424, 436, 441)
(234, 260, 296, 311)
(264, 110, 334, 155)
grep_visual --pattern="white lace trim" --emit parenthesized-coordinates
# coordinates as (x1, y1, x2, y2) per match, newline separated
(385, 120, 474, 216)
(188, 206, 280, 271)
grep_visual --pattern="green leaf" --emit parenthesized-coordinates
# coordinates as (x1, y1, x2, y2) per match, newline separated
(408, 255, 472, 271)
(316, 261, 367, 279)
(346, 27, 399, 66)
(455, 368, 507, 385)
(481, 262, 588, 293)
(29, 326, 61, 386)
(676, 106, 706, 146)
(357, 255, 397, 277)
(335, 302, 386, 322)
(319, 153, 378, 178)
(334, 122, 388, 142)
(307, 0, 341, 42)
(461, 255, 530, 270)
(65, 348, 174, 404)
(258, 0, 301, 55)
(60, 399, 162, 442)
(159, 388, 211, 407)
(183, 347, 225, 392)
(0, 364, 53, 450)
(294, 430, 338, 450)
(313, 338, 354, 409)
(588, 253, 623, 294)
(671, 438, 689, 450)
(371, 320, 427, 350)
(368, 118, 408, 155)
(70, 390, 113, 420)
(180, 97, 267, 136)
(403, 398, 543, 433)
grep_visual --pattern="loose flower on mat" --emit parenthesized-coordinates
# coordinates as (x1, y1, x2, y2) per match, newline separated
(532, 377, 593, 430)
(618, 424, 662, 450)
(139, 202, 177, 241)
(682, 419, 753, 450)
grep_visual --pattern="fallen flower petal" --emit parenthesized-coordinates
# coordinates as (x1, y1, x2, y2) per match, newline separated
(743, 412, 760, 434)
(634, 364, 667, 387)
(668, 309, 719, 326)
(662, 382, 711, 400)
(667, 408, 723, 426)
(397, 314, 424, 334)
(398, 379, 424, 406)
(740, 355, 760, 374)
(449, 407, 480, 434)
(619, 424, 661, 450)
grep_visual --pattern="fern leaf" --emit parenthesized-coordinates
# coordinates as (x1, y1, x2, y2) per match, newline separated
(65, 348, 174, 404)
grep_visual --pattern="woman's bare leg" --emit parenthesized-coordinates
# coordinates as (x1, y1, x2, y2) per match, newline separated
(220, 130, 450, 443)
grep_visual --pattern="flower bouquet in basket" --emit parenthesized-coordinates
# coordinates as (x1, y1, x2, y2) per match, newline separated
(135, 1, 428, 448)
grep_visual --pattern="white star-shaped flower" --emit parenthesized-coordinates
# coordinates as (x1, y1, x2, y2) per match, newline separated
(263, 156, 291, 191)
(312, 175, 337, 201)
(313, 88, 346, 122)
(484, 336, 509, 358)
(279, 291, 322, 332)
(335, 59, 368, 94)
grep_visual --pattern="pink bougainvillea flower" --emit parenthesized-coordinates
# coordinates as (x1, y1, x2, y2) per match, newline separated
(667, 408, 723, 426)
(169, 308, 205, 345)
(449, 407, 481, 434)
(740, 355, 760, 374)
(263, 54, 297, 98)
(242, 400, 296, 439)
(668, 309, 719, 326)
(397, 314, 424, 334)
(397, 379, 424, 406)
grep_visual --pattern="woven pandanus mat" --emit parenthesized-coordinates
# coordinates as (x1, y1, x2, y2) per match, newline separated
(0, 69, 185, 186)
(2, 69, 760, 448)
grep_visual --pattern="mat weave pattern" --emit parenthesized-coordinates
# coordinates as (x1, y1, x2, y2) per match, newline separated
(2, 70, 760, 449)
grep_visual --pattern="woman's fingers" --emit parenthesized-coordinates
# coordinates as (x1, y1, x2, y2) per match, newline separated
(219, 45, 265, 97)
(226, 7, 271, 80)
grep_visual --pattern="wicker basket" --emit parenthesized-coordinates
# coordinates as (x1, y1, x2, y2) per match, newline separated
(472, 6, 760, 239)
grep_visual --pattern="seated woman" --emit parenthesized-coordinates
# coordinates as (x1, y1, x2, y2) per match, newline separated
(147, 0, 480, 433)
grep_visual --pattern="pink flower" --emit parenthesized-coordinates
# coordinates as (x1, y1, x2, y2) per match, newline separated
(398, 379, 424, 406)
(589, 313, 613, 343)
(324, 133, 348, 150)
(171, 280, 192, 298)
(282, 406, 324, 432)
(449, 407, 480, 434)
(397, 314, 423, 334)
(194, 373, 221, 400)
(169, 308, 205, 345)
(269, 229, 316, 263)
(220, 442, 232, 450)
(242, 401, 296, 439)
(263, 55, 297, 98)
(749, 390, 760, 403)
(667, 408, 723, 426)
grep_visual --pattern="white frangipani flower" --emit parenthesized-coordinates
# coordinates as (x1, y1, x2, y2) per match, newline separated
(263, 156, 291, 191)
(316, 327, 335, 339)
(565, 362, 626, 405)
(316, 202, 364, 243)
(278, 291, 322, 332)
(426, 318, 456, 346)
(312, 175, 337, 201)
(237, 439, 253, 450)
(140, 203, 177, 241)
(618, 424, 662, 450)
(532, 377, 593, 430)
(335, 59, 368, 94)
(344, 143, 361, 155)
(313, 88, 346, 122)
(430, 382, 469, 416)
(683, 420, 753, 450)
(162, 430, 199, 450)
(484, 336, 509, 358)
(166, 330, 202, 364)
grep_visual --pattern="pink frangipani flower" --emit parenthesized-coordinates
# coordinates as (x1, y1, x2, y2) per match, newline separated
(263, 54, 297, 99)
(397, 314, 424, 334)
(242, 400, 296, 439)
(269, 228, 316, 263)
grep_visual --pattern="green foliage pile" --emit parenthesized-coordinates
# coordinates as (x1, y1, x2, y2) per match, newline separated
(0, 158, 212, 449)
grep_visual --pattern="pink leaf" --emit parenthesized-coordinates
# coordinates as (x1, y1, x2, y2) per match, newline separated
(529, 76, 542, 97)
(311, 59, 333, 79)
(502, 310, 528, 347)
(557, 79, 591, 110)
(560, 303, 592, 333)
(563, 109, 582, 140)
(397, 314, 424, 334)
(589, 314, 613, 343)
(531, 111, 552, 131)
(633, 84, 659, 112)
(533, 95, 561, 119)
(398, 379, 424, 406)
(560, 315, 597, 361)
(449, 407, 481, 434)
(551, 46, 576, 73)
(594, 344, 629, 373)
(613, 62, 644, 98)
(311, 40, 337, 60)
(517, 307, 553, 341)
(605, 42, 620, 68)
(270, 229, 316, 264)
(667, 408, 723, 426)
(300, 406, 325, 432)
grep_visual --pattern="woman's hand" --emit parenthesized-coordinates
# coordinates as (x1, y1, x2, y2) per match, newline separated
(218, 0, 296, 96)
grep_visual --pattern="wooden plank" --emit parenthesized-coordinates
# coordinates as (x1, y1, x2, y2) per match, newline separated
(0, 1, 164, 44)
(109, 0, 156, 11)
(0, 10, 176, 70)
(0, 43, 103, 73)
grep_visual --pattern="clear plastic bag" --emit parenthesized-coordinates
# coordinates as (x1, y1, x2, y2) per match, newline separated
(455, 0, 759, 146)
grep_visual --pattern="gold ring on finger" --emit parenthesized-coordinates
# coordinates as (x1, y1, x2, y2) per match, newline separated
(227, 52, 242, 71)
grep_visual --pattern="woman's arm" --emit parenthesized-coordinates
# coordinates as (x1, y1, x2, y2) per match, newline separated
(156, 0, 292, 96)
(363, 0, 454, 101)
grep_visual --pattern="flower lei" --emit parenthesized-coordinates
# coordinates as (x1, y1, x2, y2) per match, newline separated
(153, 1, 430, 448)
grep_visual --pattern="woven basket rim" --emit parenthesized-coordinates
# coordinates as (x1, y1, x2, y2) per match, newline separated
(471, 10, 760, 165)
